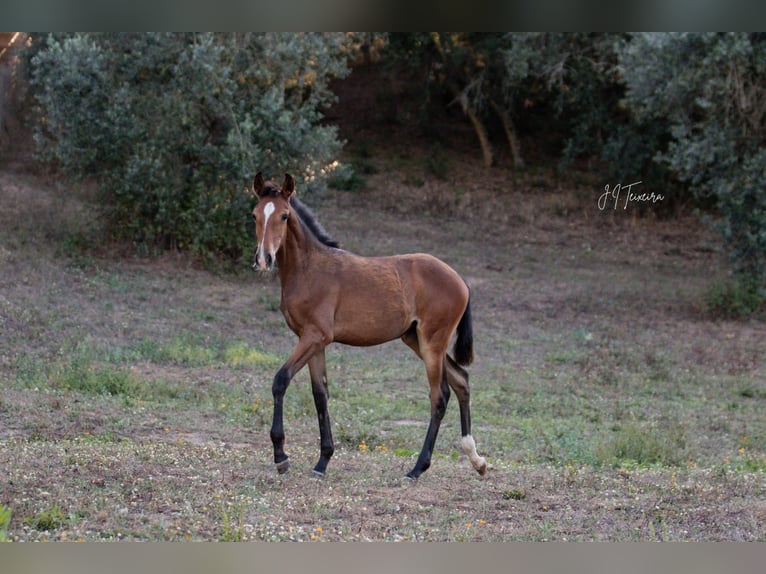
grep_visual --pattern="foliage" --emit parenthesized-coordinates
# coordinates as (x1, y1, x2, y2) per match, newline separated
(619, 33, 766, 295)
(28, 33, 351, 262)
(383, 33, 766, 303)
(381, 33, 671, 183)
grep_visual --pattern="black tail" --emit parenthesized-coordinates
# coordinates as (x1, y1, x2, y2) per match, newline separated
(453, 295, 474, 366)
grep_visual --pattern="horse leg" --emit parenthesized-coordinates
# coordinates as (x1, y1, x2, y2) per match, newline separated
(270, 328, 328, 475)
(404, 326, 486, 477)
(308, 350, 334, 477)
(404, 328, 451, 481)
(445, 355, 487, 476)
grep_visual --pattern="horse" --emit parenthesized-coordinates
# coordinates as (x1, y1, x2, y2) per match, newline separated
(251, 172, 487, 481)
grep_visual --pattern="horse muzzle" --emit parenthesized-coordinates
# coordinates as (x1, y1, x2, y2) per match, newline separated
(254, 251, 275, 271)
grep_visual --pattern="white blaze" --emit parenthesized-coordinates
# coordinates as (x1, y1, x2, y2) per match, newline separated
(258, 201, 275, 267)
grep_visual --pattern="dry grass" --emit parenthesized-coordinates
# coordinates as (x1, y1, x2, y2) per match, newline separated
(1, 147, 765, 541)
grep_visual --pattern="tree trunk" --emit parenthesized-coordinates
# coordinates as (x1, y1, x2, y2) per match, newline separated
(490, 99, 524, 169)
(430, 34, 494, 168)
(450, 86, 493, 168)
(463, 99, 494, 168)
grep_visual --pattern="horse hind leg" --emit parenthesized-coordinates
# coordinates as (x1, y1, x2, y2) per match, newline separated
(446, 355, 487, 476)
(406, 362, 450, 481)
(401, 325, 453, 481)
(402, 327, 485, 478)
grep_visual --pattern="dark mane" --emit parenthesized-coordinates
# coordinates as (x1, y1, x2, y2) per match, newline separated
(290, 195, 340, 249)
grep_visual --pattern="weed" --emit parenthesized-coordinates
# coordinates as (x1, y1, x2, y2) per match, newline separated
(53, 358, 140, 397)
(502, 489, 526, 501)
(223, 343, 281, 369)
(158, 336, 218, 367)
(392, 448, 417, 457)
(706, 276, 765, 319)
(0, 504, 11, 542)
(220, 503, 245, 542)
(61, 231, 96, 269)
(739, 387, 766, 399)
(595, 421, 689, 467)
(31, 506, 66, 531)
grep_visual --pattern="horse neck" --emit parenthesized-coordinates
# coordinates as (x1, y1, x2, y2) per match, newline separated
(276, 215, 321, 284)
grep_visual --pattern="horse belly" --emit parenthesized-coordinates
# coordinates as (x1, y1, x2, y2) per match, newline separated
(331, 266, 411, 346)
(332, 300, 410, 346)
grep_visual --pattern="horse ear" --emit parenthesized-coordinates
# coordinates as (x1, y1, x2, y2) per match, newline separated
(282, 173, 295, 198)
(253, 172, 265, 198)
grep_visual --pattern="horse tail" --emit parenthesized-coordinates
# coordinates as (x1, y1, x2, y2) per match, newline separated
(453, 293, 474, 366)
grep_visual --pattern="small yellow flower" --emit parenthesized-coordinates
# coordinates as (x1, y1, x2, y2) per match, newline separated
(358, 441, 368, 452)
(465, 522, 472, 529)
(478, 519, 487, 526)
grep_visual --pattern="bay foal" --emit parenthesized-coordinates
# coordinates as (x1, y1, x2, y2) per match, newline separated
(252, 172, 487, 480)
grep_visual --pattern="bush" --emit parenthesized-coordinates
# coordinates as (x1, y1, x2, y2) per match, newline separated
(706, 275, 765, 319)
(619, 33, 766, 296)
(29, 33, 352, 262)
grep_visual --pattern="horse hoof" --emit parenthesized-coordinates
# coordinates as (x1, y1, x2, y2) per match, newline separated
(403, 475, 418, 485)
(311, 469, 325, 478)
(276, 459, 290, 474)
(477, 461, 488, 476)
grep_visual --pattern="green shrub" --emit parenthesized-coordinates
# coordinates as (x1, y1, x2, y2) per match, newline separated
(28, 33, 351, 263)
(327, 163, 365, 191)
(619, 33, 766, 297)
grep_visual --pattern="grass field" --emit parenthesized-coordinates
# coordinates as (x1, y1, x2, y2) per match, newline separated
(1, 148, 765, 541)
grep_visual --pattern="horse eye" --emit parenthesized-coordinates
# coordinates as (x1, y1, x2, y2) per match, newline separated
(281, 213, 289, 221)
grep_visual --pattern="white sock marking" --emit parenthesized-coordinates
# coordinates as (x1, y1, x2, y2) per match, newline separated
(460, 435, 487, 471)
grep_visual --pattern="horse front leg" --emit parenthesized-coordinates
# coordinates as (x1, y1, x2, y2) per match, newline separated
(270, 365, 292, 474)
(270, 329, 328, 475)
(308, 350, 334, 476)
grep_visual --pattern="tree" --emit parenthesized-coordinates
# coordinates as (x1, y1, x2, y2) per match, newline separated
(384, 33, 521, 168)
(29, 32, 352, 261)
(619, 33, 766, 299)
(382, 33, 626, 171)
